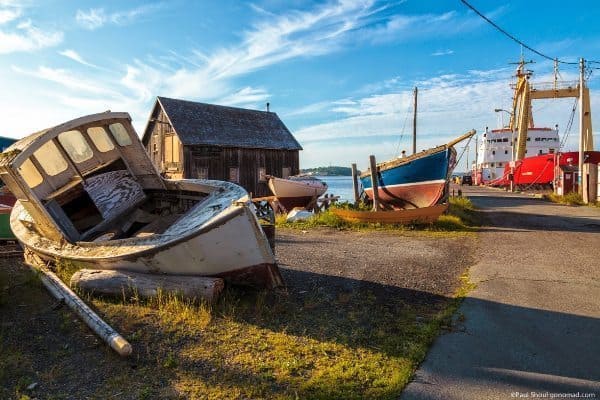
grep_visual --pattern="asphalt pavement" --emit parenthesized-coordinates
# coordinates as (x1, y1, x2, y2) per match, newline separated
(401, 185, 600, 399)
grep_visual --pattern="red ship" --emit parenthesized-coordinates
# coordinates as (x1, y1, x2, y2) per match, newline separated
(497, 151, 600, 189)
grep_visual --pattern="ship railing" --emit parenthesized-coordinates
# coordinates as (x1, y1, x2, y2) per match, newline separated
(510, 81, 579, 91)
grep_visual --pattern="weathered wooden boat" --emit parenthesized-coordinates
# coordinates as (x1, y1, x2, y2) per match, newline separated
(267, 175, 327, 210)
(0, 112, 283, 289)
(331, 203, 448, 224)
(360, 130, 475, 209)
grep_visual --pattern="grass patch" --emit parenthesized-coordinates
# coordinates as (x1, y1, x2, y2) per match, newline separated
(276, 196, 479, 233)
(544, 192, 584, 206)
(544, 192, 600, 207)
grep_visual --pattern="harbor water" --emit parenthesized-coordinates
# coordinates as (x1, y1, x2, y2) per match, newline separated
(317, 176, 356, 202)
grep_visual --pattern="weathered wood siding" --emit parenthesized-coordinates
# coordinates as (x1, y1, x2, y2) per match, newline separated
(145, 109, 183, 177)
(184, 146, 299, 197)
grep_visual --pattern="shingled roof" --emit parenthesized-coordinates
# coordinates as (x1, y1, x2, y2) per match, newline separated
(144, 97, 302, 150)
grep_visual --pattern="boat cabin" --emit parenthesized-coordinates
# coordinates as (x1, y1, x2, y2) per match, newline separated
(0, 112, 210, 244)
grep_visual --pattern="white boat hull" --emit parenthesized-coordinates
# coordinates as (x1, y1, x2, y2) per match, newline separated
(267, 176, 327, 210)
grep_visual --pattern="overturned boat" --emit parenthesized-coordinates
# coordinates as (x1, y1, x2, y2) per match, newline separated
(0, 112, 283, 289)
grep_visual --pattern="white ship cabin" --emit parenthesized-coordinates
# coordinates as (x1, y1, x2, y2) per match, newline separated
(475, 126, 559, 182)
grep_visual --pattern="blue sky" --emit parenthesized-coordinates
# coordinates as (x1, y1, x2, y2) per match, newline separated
(1, 0, 600, 171)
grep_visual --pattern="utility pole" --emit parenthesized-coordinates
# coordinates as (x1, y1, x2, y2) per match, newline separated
(474, 133, 478, 184)
(579, 58, 586, 200)
(412, 87, 418, 154)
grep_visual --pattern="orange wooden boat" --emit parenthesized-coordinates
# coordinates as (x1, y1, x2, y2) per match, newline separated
(331, 203, 448, 224)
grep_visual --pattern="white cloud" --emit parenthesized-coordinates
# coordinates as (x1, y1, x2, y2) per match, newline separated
(431, 49, 454, 56)
(217, 87, 269, 108)
(0, 7, 19, 23)
(0, 19, 62, 53)
(59, 49, 100, 69)
(76, 3, 165, 30)
(75, 8, 105, 30)
(12, 65, 122, 97)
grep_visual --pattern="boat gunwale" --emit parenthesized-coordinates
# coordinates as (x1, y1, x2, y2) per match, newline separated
(11, 199, 260, 263)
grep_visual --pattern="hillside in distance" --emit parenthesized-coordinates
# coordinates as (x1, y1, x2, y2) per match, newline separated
(300, 166, 357, 176)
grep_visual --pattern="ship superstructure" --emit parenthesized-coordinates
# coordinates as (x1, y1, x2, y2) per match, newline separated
(475, 126, 559, 183)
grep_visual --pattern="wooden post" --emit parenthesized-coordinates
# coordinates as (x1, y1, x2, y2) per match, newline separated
(351, 163, 360, 205)
(369, 155, 380, 211)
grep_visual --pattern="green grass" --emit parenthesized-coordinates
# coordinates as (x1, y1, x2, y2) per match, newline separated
(276, 196, 479, 234)
(544, 192, 585, 206)
(544, 192, 600, 207)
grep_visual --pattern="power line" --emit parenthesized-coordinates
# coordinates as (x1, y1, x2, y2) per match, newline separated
(460, 0, 579, 65)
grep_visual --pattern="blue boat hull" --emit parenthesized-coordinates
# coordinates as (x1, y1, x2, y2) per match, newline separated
(360, 148, 456, 208)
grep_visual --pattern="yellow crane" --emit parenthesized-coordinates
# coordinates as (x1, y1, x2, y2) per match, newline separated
(509, 58, 595, 202)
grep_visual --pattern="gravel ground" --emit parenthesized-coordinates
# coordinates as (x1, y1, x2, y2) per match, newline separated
(276, 227, 476, 299)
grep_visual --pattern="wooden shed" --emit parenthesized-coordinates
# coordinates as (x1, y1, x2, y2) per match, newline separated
(142, 97, 302, 197)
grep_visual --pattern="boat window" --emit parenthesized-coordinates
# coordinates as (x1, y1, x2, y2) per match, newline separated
(87, 127, 115, 153)
(58, 130, 93, 163)
(18, 158, 43, 188)
(33, 141, 68, 176)
(109, 123, 132, 146)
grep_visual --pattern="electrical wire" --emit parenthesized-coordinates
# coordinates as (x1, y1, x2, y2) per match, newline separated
(459, 0, 600, 65)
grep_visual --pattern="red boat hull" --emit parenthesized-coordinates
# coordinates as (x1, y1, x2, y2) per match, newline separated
(363, 180, 446, 209)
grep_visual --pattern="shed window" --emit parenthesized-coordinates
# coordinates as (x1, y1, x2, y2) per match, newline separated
(258, 167, 266, 182)
(229, 167, 239, 183)
(282, 167, 291, 179)
(18, 158, 43, 188)
(87, 127, 115, 153)
(33, 141, 68, 176)
(197, 167, 208, 179)
(58, 130, 93, 164)
(109, 123, 132, 146)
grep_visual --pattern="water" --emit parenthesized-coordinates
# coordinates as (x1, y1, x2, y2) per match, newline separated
(317, 175, 355, 202)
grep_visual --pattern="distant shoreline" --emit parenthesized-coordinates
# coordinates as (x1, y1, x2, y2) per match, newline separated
(300, 166, 357, 177)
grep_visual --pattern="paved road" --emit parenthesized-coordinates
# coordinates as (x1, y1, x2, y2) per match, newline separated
(402, 186, 600, 399)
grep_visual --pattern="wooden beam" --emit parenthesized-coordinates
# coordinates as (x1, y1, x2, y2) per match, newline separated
(529, 87, 579, 99)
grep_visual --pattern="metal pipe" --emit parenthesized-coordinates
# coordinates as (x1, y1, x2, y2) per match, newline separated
(26, 255, 132, 357)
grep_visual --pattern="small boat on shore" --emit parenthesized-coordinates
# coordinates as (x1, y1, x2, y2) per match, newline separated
(0, 112, 283, 289)
(360, 130, 476, 209)
(267, 175, 327, 210)
(331, 203, 448, 224)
